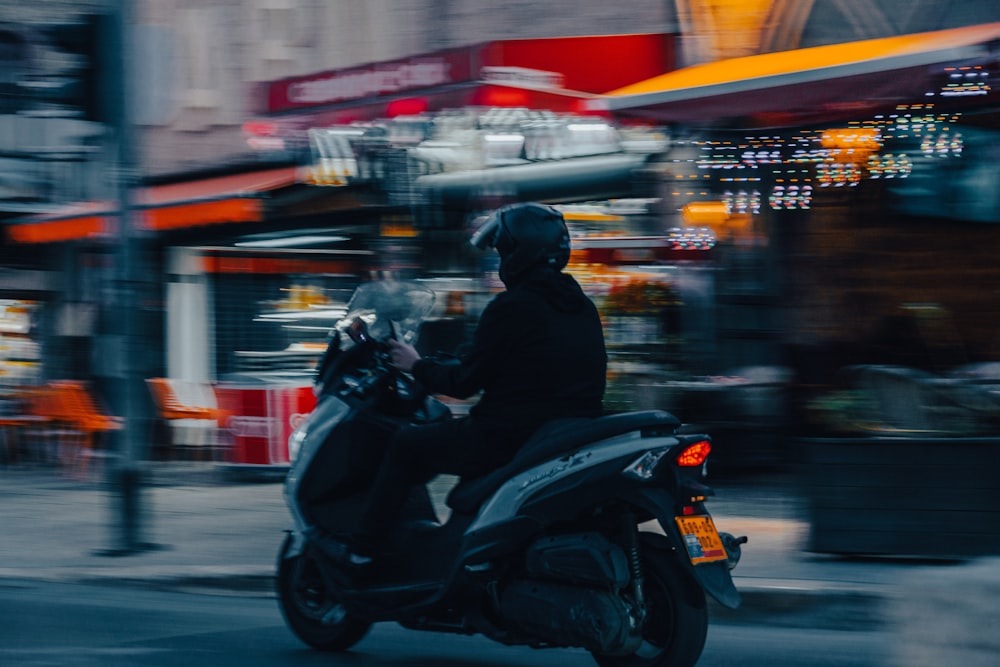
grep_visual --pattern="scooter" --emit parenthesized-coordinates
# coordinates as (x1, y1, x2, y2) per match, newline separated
(277, 280, 745, 667)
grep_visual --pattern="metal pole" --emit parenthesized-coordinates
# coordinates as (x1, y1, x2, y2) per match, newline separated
(98, 0, 156, 557)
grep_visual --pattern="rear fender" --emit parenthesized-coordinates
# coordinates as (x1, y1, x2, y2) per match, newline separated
(633, 488, 742, 610)
(639, 531, 741, 609)
(637, 532, 707, 609)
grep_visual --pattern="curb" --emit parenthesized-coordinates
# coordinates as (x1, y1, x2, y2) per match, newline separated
(0, 568, 885, 631)
(0, 566, 277, 597)
(709, 578, 887, 630)
(145, 463, 289, 486)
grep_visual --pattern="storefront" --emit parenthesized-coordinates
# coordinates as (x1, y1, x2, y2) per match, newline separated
(2, 162, 398, 462)
(4, 32, 675, 393)
(10, 24, 999, 464)
(579, 22, 1000, 450)
(119, 26, 689, 388)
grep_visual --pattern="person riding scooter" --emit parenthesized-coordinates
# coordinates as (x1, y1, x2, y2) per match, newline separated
(344, 202, 608, 566)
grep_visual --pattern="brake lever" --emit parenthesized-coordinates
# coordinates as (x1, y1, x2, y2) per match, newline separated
(378, 321, 401, 374)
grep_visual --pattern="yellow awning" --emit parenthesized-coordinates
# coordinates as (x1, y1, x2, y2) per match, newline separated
(589, 22, 1000, 123)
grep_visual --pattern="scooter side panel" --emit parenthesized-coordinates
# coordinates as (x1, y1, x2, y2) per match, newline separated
(466, 432, 668, 533)
(284, 396, 352, 534)
(458, 433, 741, 610)
(458, 434, 677, 564)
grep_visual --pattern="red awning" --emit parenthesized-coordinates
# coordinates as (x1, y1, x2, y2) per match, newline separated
(588, 22, 1000, 125)
(7, 166, 304, 244)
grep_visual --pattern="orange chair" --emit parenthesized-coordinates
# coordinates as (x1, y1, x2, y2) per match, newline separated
(0, 385, 73, 466)
(146, 378, 225, 420)
(47, 380, 122, 477)
(0, 388, 54, 465)
(146, 378, 226, 460)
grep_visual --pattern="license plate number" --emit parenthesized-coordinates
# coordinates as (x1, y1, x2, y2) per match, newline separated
(675, 515, 727, 565)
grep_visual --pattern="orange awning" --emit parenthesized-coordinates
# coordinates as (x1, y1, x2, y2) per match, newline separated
(588, 22, 1000, 124)
(7, 166, 304, 244)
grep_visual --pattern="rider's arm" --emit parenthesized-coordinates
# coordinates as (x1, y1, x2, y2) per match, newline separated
(410, 295, 514, 399)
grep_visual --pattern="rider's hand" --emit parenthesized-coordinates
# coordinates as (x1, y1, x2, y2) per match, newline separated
(387, 339, 421, 372)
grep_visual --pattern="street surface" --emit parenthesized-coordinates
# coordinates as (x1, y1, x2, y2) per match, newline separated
(0, 579, 887, 667)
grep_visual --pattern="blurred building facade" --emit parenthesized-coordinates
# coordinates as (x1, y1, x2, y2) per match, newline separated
(3, 1, 998, 186)
(0, 0, 999, 446)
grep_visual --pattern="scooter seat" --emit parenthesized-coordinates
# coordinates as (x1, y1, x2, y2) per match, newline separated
(446, 410, 680, 514)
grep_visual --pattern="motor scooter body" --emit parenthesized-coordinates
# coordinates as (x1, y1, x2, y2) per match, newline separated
(276, 280, 744, 667)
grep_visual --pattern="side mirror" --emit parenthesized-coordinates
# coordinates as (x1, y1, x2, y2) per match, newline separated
(347, 317, 370, 344)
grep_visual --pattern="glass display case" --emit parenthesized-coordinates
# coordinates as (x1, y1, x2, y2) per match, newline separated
(0, 300, 41, 388)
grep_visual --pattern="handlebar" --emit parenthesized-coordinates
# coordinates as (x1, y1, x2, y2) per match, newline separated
(320, 319, 427, 416)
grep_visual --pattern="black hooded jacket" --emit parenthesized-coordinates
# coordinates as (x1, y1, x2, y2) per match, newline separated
(411, 268, 607, 431)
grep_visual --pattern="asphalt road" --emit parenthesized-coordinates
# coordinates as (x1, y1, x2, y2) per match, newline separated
(0, 578, 889, 667)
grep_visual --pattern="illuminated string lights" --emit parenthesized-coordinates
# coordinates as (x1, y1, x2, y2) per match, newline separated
(876, 106, 963, 142)
(720, 189, 762, 215)
(667, 227, 717, 250)
(740, 149, 781, 166)
(867, 153, 912, 179)
(769, 184, 813, 210)
(695, 143, 744, 170)
(677, 105, 971, 217)
(816, 162, 862, 187)
(939, 66, 990, 97)
(921, 131, 963, 158)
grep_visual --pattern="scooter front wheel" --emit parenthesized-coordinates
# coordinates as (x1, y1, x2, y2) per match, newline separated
(276, 534, 372, 651)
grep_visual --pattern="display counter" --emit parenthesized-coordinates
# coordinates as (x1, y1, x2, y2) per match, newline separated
(215, 372, 316, 469)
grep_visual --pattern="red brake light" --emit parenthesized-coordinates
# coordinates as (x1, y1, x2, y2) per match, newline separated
(676, 440, 711, 467)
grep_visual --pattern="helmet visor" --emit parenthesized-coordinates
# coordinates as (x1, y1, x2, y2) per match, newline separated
(470, 207, 506, 250)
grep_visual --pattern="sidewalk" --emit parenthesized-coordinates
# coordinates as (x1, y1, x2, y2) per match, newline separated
(0, 463, 943, 630)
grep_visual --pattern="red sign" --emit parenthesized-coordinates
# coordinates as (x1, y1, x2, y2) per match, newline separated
(260, 34, 678, 115)
(266, 47, 477, 113)
(478, 33, 676, 95)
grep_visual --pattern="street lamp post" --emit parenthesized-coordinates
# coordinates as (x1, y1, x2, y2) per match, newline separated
(98, 0, 156, 556)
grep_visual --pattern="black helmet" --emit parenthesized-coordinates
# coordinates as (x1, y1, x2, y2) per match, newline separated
(471, 203, 570, 286)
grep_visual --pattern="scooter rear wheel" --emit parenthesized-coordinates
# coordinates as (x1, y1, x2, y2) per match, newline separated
(591, 547, 708, 667)
(276, 535, 372, 651)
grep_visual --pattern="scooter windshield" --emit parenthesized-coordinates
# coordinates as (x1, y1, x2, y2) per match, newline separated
(337, 280, 436, 343)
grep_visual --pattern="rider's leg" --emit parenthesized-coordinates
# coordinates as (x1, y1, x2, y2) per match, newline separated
(352, 417, 514, 557)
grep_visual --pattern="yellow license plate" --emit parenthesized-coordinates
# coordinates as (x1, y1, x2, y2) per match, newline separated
(675, 515, 728, 565)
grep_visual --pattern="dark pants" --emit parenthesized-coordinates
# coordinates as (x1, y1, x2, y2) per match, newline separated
(355, 416, 532, 550)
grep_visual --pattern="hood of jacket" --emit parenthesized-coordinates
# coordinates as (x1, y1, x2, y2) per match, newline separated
(511, 267, 590, 312)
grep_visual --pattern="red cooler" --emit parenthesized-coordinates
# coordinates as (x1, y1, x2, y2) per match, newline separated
(216, 380, 316, 466)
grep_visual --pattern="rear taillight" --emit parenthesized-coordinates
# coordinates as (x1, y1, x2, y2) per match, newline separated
(675, 440, 711, 467)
